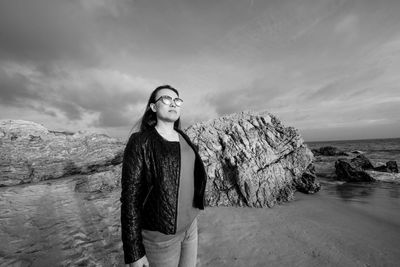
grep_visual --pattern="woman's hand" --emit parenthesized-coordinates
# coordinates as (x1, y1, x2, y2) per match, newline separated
(126, 255, 149, 267)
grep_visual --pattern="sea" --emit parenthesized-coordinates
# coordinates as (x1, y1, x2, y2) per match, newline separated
(0, 138, 399, 266)
(306, 137, 400, 164)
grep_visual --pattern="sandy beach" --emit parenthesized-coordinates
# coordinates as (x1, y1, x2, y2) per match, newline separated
(1, 176, 399, 266)
(197, 181, 400, 267)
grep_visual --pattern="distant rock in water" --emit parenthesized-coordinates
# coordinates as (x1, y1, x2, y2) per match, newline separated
(185, 110, 319, 208)
(334, 154, 399, 182)
(374, 161, 399, 173)
(0, 120, 124, 187)
(350, 154, 375, 170)
(335, 159, 376, 182)
(312, 146, 348, 156)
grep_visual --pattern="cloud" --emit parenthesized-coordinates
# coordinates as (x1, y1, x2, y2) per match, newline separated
(305, 67, 384, 102)
(335, 14, 359, 35)
(0, 0, 101, 67)
(0, 61, 158, 128)
(1, 0, 400, 141)
(207, 79, 287, 116)
(0, 66, 41, 106)
(92, 108, 132, 128)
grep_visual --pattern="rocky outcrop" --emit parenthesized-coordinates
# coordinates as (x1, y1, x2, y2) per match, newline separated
(74, 164, 122, 193)
(335, 159, 376, 182)
(1, 115, 320, 208)
(374, 161, 399, 173)
(185, 110, 319, 208)
(0, 120, 124, 187)
(334, 154, 376, 182)
(293, 164, 320, 194)
(350, 154, 374, 170)
(334, 154, 399, 182)
(312, 146, 348, 156)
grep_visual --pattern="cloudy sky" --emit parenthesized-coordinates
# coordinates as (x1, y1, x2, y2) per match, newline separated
(1, 0, 399, 141)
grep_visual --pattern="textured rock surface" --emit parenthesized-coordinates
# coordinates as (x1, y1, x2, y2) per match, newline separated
(293, 165, 320, 194)
(374, 161, 399, 173)
(335, 158, 376, 182)
(334, 154, 399, 182)
(1, 114, 320, 206)
(74, 164, 122, 193)
(350, 154, 374, 170)
(185, 110, 319, 208)
(0, 120, 124, 186)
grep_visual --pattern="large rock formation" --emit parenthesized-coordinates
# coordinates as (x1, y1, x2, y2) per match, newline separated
(1, 114, 320, 208)
(74, 164, 122, 193)
(0, 120, 124, 187)
(185, 111, 319, 208)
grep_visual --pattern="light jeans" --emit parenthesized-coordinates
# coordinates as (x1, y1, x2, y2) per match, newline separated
(141, 217, 198, 267)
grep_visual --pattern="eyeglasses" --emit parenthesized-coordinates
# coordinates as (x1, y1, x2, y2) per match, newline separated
(154, 95, 183, 107)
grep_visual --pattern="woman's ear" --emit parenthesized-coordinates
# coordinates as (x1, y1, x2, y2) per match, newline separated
(150, 103, 156, 112)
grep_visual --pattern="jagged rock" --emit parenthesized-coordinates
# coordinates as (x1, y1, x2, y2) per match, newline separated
(386, 161, 399, 173)
(334, 154, 398, 182)
(185, 110, 319, 208)
(2, 114, 320, 209)
(351, 154, 374, 170)
(294, 164, 320, 194)
(75, 164, 122, 193)
(312, 146, 348, 156)
(335, 159, 375, 182)
(0, 120, 124, 186)
(374, 161, 399, 173)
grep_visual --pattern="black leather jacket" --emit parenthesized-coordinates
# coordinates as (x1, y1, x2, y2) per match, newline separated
(120, 127, 207, 264)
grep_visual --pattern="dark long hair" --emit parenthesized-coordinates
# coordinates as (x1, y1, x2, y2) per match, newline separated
(129, 85, 181, 135)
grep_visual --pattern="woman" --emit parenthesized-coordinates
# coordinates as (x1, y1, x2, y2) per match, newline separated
(120, 85, 207, 267)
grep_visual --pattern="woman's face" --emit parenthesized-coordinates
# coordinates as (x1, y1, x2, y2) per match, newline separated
(150, 88, 182, 123)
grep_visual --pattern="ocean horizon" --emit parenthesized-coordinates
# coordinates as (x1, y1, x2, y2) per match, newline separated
(306, 136, 400, 144)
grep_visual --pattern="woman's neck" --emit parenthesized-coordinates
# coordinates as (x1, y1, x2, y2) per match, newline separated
(154, 121, 176, 135)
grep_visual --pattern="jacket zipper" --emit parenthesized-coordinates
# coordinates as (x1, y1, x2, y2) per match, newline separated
(174, 140, 181, 234)
(142, 185, 153, 209)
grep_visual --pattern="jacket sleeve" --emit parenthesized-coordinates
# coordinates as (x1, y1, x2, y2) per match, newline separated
(120, 133, 146, 264)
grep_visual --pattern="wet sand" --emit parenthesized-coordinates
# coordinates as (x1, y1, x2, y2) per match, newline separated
(1, 177, 399, 266)
(197, 182, 400, 267)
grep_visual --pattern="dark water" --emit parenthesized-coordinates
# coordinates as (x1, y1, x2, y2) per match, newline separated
(0, 138, 399, 266)
(307, 137, 400, 183)
(305, 138, 400, 245)
(307, 137, 400, 164)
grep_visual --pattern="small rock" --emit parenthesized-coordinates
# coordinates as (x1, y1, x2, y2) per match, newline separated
(386, 161, 399, 173)
(374, 161, 399, 173)
(335, 159, 375, 182)
(294, 164, 321, 194)
(312, 146, 348, 156)
(351, 154, 374, 170)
